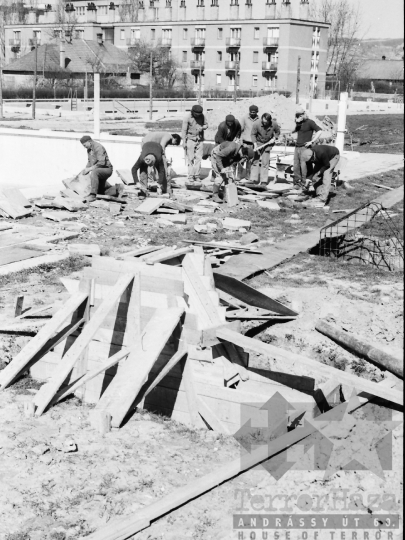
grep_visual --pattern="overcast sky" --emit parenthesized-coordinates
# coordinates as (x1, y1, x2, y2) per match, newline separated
(357, 0, 404, 39)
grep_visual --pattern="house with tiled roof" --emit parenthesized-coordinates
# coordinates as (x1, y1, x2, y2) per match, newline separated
(356, 59, 404, 82)
(3, 38, 138, 87)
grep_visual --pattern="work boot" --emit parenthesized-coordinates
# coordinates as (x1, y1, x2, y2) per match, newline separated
(83, 194, 97, 203)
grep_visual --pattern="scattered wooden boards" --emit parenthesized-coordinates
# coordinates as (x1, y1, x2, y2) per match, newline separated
(0, 190, 32, 219)
(135, 198, 167, 215)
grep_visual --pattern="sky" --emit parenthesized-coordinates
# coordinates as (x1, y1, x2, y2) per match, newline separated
(357, 0, 404, 40)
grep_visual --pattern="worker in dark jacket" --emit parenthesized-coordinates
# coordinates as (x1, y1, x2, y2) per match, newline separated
(131, 141, 167, 196)
(210, 141, 254, 181)
(303, 145, 340, 205)
(214, 115, 242, 145)
(80, 135, 121, 203)
(250, 113, 280, 184)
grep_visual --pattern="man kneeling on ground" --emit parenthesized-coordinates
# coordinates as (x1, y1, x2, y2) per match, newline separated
(303, 144, 340, 205)
(131, 141, 168, 197)
(80, 135, 122, 203)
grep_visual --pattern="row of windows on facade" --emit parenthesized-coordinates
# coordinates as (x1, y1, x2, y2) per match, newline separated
(127, 26, 279, 41)
(193, 73, 278, 87)
(182, 50, 278, 63)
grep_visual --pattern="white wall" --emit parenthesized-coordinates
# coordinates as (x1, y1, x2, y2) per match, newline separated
(0, 128, 188, 194)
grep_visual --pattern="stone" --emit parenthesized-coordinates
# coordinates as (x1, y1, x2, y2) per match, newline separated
(157, 218, 175, 228)
(240, 232, 259, 245)
(32, 444, 50, 456)
(222, 217, 251, 231)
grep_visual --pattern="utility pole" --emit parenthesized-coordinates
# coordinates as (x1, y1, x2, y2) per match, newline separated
(149, 51, 153, 120)
(295, 55, 300, 105)
(32, 39, 38, 119)
(233, 58, 238, 103)
(84, 72, 88, 101)
(0, 57, 3, 120)
(198, 57, 202, 105)
(94, 73, 100, 139)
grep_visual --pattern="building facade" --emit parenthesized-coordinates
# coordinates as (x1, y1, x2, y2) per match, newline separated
(4, 0, 329, 95)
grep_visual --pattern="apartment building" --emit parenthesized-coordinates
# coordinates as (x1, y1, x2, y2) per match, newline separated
(4, 0, 329, 95)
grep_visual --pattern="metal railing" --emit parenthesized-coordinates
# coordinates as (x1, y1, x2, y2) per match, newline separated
(262, 61, 278, 71)
(225, 61, 239, 70)
(190, 60, 205, 69)
(191, 37, 206, 47)
(161, 38, 172, 47)
(226, 37, 241, 48)
(9, 39, 21, 46)
(29, 38, 41, 46)
(263, 37, 279, 47)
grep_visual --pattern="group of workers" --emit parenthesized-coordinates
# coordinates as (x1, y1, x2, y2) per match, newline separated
(79, 102, 340, 206)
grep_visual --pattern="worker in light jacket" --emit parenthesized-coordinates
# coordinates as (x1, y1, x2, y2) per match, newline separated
(181, 104, 208, 183)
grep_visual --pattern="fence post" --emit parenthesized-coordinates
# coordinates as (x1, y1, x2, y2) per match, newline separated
(335, 92, 348, 153)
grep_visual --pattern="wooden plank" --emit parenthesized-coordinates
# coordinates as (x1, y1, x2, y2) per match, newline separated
(0, 223, 13, 232)
(14, 304, 53, 321)
(142, 348, 188, 399)
(74, 280, 93, 400)
(181, 356, 201, 426)
(0, 247, 43, 267)
(14, 295, 24, 317)
(116, 169, 134, 185)
(0, 192, 32, 219)
(117, 245, 165, 259)
(33, 274, 135, 416)
(0, 293, 88, 389)
(95, 307, 184, 428)
(2, 188, 32, 208)
(182, 254, 222, 326)
(182, 240, 262, 254)
(91, 256, 182, 280)
(84, 391, 375, 540)
(134, 198, 166, 215)
(196, 395, 232, 434)
(146, 246, 194, 265)
(217, 328, 403, 406)
(316, 319, 403, 378)
(371, 183, 393, 191)
(52, 348, 131, 404)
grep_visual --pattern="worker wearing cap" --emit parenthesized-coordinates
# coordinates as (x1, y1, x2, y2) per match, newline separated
(302, 145, 340, 205)
(181, 104, 208, 183)
(210, 142, 254, 182)
(292, 107, 323, 189)
(80, 135, 120, 203)
(131, 141, 168, 196)
(250, 113, 280, 184)
(214, 115, 242, 144)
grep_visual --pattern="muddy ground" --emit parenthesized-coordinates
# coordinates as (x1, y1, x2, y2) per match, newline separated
(0, 114, 403, 540)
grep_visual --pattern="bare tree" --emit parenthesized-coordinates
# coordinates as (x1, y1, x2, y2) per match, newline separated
(118, 0, 141, 22)
(309, 0, 363, 89)
(0, 1, 28, 61)
(46, 0, 80, 43)
(129, 40, 181, 88)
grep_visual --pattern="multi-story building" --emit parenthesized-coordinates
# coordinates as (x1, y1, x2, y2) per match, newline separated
(3, 0, 329, 95)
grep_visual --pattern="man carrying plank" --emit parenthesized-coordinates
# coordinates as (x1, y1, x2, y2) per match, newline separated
(80, 135, 123, 204)
(251, 113, 280, 185)
(131, 142, 168, 197)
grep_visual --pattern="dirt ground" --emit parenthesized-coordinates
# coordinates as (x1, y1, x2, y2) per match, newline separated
(0, 114, 403, 540)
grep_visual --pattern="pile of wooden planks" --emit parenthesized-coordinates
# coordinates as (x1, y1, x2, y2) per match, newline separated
(1, 249, 402, 438)
(0, 188, 32, 219)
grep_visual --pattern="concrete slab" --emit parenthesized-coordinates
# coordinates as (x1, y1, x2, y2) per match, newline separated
(340, 152, 404, 182)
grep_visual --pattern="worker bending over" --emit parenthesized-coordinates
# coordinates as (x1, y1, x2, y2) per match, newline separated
(141, 132, 181, 151)
(303, 145, 340, 205)
(181, 104, 208, 183)
(131, 141, 168, 197)
(80, 135, 121, 203)
(292, 107, 322, 189)
(251, 113, 280, 185)
(210, 141, 254, 182)
(215, 115, 242, 144)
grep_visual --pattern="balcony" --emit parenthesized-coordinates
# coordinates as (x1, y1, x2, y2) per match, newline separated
(191, 37, 205, 49)
(190, 60, 205, 71)
(262, 61, 278, 72)
(9, 39, 21, 46)
(263, 37, 279, 50)
(127, 38, 141, 46)
(161, 38, 172, 47)
(225, 61, 239, 71)
(226, 37, 241, 50)
(29, 38, 41, 46)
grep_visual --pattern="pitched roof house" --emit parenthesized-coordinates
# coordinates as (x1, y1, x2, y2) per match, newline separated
(356, 59, 404, 82)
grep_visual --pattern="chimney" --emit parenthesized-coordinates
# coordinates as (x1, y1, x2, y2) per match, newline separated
(60, 39, 65, 68)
